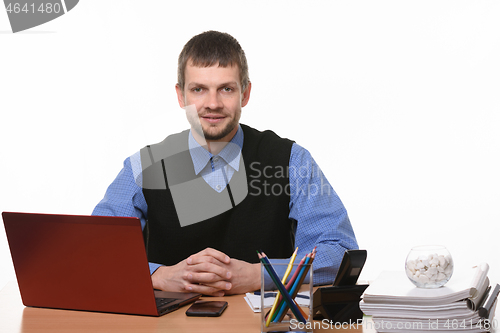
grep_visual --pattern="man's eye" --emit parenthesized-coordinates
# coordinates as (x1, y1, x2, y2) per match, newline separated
(192, 87, 202, 93)
(222, 87, 233, 92)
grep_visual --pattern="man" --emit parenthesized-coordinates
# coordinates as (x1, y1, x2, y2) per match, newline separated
(93, 30, 358, 296)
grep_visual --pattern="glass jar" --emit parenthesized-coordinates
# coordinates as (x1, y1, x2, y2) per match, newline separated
(405, 245, 453, 288)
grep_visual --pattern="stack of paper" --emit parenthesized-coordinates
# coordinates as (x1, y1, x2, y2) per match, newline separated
(360, 264, 498, 333)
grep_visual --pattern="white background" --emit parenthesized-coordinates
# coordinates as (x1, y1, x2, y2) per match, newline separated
(1, 1, 499, 290)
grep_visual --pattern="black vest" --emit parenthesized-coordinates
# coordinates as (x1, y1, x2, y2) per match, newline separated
(141, 124, 295, 265)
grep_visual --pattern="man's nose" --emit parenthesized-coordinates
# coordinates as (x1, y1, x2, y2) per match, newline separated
(205, 90, 223, 110)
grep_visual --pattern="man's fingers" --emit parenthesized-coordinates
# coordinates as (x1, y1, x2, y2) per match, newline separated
(201, 248, 231, 263)
(194, 262, 231, 279)
(187, 248, 230, 265)
(185, 271, 232, 287)
(200, 280, 232, 291)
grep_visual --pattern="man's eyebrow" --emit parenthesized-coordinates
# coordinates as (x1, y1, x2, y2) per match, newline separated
(187, 82, 207, 88)
(187, 81, 239, 88)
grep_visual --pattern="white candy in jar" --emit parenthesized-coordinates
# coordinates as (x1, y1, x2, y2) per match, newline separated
(406, 253, 453, 287)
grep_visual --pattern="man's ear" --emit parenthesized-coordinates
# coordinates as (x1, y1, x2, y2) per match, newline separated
(241, 81, 252, 107)
(175, 84, 185, 108)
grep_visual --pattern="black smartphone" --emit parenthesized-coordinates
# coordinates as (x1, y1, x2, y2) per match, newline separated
(332, 249, 367, 286)
(185, 301, 228, 317)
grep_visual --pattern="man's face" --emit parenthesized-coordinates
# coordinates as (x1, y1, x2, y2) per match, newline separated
(176, 61, 251, 142)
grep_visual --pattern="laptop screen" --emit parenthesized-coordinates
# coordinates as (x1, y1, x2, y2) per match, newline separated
(2, 212, 161, 316)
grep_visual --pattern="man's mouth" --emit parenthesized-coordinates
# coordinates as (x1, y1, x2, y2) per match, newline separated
(201, 114, 226, 124)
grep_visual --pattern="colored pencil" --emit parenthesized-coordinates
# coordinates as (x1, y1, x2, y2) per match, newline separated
(269, 252, 308, 322)
(274, 248, 316, 322)
(257, 251, 307, 323)
(265, 247, 298, 327)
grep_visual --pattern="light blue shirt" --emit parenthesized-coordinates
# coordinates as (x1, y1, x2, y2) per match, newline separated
(92, 125, 358, 288)
(188, 126, 243, 193)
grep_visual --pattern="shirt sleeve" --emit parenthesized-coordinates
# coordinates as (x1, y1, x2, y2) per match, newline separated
(265, 143, 359, 288)
(91, 152, 161, 275)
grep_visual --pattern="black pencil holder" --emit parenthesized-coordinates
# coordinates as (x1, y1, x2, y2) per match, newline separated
(312, 284, 368, 323)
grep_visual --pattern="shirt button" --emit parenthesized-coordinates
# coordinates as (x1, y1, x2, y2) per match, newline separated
(213, 157, 219, 162)
(216, 185, 222, 191)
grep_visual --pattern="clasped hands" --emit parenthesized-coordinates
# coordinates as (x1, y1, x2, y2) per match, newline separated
(151, 248, 260, 296)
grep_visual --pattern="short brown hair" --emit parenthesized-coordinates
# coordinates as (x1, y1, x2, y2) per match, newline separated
(177, 31, 249, 92)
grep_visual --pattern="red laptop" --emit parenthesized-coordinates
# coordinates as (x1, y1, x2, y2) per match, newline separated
(1, 212, 200, 316)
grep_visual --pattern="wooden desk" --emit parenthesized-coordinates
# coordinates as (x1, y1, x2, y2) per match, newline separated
(0, 282, 374, 333)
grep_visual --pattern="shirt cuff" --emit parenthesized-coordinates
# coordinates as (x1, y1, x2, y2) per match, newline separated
(149, 262, 163, 275)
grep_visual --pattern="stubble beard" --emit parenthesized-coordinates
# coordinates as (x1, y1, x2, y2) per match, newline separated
(189, 110, 241, 141)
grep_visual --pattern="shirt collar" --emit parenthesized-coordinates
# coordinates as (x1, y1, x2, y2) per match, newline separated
(188, 125, 244, 175)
